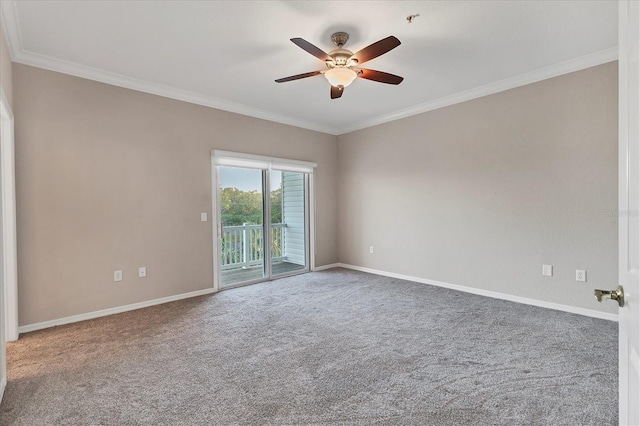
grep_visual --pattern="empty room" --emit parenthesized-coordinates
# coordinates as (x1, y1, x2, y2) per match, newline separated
(0, 1, 639, 425)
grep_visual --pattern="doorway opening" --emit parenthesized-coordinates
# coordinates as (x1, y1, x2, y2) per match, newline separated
(0, 87, 18, 401)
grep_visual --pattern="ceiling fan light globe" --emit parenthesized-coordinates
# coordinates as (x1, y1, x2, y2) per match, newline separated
(324, 67, 357, 88)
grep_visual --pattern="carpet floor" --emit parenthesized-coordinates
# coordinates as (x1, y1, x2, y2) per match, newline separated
(0, 268, 617, 425)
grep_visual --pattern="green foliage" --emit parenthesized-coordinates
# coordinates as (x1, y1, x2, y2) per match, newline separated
(220, 186, 282, 226)
(219, 186, 283, 266)
(271, 187, 282, 224)
(220, 235, 242, 265)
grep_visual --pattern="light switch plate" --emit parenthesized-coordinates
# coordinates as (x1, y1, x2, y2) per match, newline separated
(201, 212, 207, 222)
(139, 267, 147, 278)
(542, 264, 553, 277)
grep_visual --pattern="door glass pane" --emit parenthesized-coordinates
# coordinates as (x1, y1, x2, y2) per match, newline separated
(219, 166, 265, 286)
(271, 170, 307, 276)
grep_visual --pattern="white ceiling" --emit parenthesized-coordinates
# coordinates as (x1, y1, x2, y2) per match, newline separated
(0, 1, 618, 135)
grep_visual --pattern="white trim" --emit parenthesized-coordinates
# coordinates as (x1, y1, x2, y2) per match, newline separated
(312, 263, 340, 272)
(0, 87, 6, 407)
(0, 1, 618, 136)
(0, 88, 17, 343)
(11, 46, 618, 137)
(264, 169, 273, 279)
(303, 173, 311, 274)
(0, 89, 12, 120)
(334, 263, 619, 322)
(0, 0, 19, 61)
(16, 52, 335, 135)
(213, 150, 317, 173)
(0, 376, 5, 403)
(336, 48, 619, 135)
(210, 155, 221, 293)
(309, 174, 317, 271)
(18, 288, 216, 334)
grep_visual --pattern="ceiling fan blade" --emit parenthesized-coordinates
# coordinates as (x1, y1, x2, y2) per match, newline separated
(275, 71, 322, 83)
(330, 85, 344, 99)
(290, 38, 332, 61)
(357, 69, 404, 85)
(351, 36, 401, 65)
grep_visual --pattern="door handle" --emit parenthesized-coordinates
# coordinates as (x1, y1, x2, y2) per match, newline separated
(594, 285, 625, 307)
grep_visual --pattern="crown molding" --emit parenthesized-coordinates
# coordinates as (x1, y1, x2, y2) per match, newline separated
(0, 2, 336, 135)
(0, 0, 618, 137)
(15, 49, 337, 135)
(0, 0, 20, 61)
(336, 47, 619, 135)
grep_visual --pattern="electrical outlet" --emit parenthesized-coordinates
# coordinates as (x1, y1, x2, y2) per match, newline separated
(542, 264, 553, 277)
(201, 212, 207, 222)
(576, 270, 586, 282)
(139, 267, 147, 278)
(369, 246, 374, 254)
(114, 270, 123, 282)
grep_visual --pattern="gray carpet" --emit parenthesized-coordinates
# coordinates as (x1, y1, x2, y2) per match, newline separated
(0, 268, 617, 425)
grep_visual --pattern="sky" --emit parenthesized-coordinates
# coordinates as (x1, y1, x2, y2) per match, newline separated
(219, 167, 282, 191)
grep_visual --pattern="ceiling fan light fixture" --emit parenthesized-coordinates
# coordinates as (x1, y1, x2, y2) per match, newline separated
(324, 67, 357, 88)
(276, 33, 403, 99)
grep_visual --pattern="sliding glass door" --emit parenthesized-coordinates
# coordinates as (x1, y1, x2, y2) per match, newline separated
(219, 166, 266, 286)
(270, 170, 307, 276)
(214, 152, 313, 289)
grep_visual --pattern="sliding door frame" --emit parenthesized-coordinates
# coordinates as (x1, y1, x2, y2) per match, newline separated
(268, 170, 311, 280)
(210, 150, 317, 291)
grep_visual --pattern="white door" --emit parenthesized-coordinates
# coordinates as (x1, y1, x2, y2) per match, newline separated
(618, 1, 640, 424)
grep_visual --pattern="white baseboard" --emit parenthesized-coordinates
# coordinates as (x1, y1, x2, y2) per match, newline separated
(334, 263, 619, 322)
(18, 287, 217, 335)
(0, 376, 6, 403)
(16, 263, 617, 335)
(312, 263, 341, 272)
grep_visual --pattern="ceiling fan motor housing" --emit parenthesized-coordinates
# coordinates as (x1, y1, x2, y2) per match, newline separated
(327, 32, 356, 67)
(326, 48, 354, 67)
(330, 32, 349, 47)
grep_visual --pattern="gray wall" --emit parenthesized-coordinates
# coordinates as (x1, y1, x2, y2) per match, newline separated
(13, 64, 338, 326)
(337, 62, 618, 314)
(11, 58, 620, 326)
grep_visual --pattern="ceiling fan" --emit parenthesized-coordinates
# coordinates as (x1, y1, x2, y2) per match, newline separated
(275, 32, 404, 99)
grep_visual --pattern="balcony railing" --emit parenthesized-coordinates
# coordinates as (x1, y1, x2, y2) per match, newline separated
(221, 223, 286, 270)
